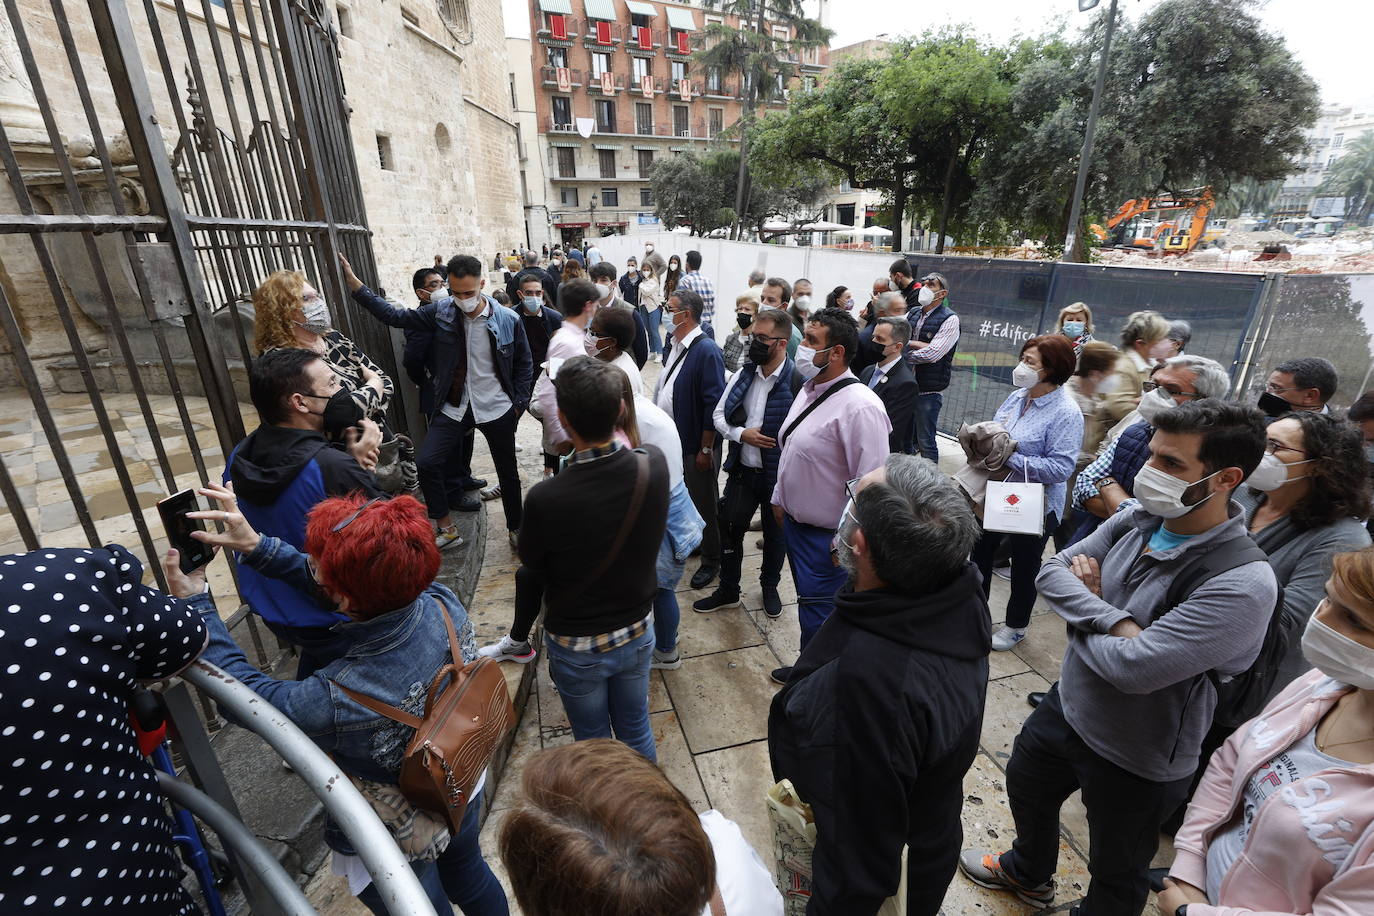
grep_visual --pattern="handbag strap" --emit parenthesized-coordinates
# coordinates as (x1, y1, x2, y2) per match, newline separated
(708, 886, 726, 916)
(331, 598, 462, 730)
(779, 377, 859, 446)
(560, 450, 650, 608)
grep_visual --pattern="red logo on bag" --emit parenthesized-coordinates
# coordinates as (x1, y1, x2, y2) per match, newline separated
(1004, 493, 1021, 506)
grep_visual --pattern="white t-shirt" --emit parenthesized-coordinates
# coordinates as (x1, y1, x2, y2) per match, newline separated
(610, 350, 644, 396)
(699, 809, 783, 916)
(634, 395, 684, 489)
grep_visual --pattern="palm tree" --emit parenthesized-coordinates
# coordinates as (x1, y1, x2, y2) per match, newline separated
(1319, 131, 1374, 225)
(696, 1, 830, 239)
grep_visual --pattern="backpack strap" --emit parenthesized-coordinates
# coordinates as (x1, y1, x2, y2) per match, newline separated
(1159, 535, 1269, 617)
(330, 597, 462, 731)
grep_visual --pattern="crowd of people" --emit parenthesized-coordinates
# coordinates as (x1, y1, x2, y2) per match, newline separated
(6, 235, 1374, 916)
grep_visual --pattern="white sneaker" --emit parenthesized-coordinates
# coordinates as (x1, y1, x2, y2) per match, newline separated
(435, 526, 463, 550)
(993, 563, 1012, 580)
(651, 646, 682, 670)
(991, 625, 1027, 652)
(477, 635, 536, 664)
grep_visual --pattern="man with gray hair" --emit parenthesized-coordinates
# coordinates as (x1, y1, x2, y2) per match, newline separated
(1069, 353, 1231, 546)
(860, 316, 921, 453)
(769, 454, 991, 914)
(738, 267, 767, 306)
(853, 291, 910, 376)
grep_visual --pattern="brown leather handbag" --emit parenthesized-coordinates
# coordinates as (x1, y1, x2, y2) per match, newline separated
(333, 599, 515, 833)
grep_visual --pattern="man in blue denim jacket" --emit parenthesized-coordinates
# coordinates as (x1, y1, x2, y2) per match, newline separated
(163, 484, 508, 916)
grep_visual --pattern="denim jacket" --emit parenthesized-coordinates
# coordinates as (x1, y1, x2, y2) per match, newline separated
(657, 479, 705, 587)
(191, 536, 478, 785)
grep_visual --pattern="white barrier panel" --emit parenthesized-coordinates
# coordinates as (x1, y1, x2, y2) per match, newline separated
(593, 233, 901, 345)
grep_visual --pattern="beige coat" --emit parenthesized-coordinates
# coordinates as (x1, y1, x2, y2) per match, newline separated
(1100, 349, 1153, 427)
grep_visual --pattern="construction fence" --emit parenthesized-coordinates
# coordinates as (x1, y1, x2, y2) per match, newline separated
(594, 233, 1374, 434)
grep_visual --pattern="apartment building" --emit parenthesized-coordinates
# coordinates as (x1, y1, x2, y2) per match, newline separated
(1277, 102, 1374, 218)
(527, 0, 828, 247)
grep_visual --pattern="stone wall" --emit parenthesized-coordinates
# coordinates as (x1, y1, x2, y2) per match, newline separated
(0, 0, 525, 390)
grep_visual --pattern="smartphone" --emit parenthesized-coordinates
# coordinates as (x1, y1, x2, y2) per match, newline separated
(157, 489, 214, 574)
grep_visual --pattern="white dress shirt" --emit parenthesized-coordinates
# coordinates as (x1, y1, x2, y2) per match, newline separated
(439, 303, 511, 424)
(868, 352, 902, 388)
(655, 325, 703, 417)
(713, 361, 785, 469)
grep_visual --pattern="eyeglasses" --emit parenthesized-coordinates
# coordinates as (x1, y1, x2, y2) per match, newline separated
(1265, 438, 1310, 458)
(1142, 380, 1203, 399)
(1266, 381, 1302, 394)
(755, 333, 789, 344)
(331, 497, 385, 532)
(844, 476, 862, 504)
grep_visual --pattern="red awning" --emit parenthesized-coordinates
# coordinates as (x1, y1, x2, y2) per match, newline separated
(555, 221, 591, 228)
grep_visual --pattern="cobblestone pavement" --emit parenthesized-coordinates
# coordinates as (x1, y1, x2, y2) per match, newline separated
(305, 358, 1171, 915)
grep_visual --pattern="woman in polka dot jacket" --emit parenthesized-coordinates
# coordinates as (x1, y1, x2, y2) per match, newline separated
(165, 482, 508, 916)
(0, 544, 209, 914)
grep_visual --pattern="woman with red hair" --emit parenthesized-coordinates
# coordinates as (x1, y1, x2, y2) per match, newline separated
(161, 484, 507, 916)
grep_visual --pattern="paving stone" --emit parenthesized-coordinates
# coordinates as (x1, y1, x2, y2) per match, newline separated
(748, 604, 800, 667)
(676, 604, 764, 658)
(695, 739, 779, 880)
(652, 709, 710, 812)
(662, 644, 780, 754)
(980, 670, 1053, 764)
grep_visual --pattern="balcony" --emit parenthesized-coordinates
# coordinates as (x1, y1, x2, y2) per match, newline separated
(703, 80, 738, 99)
(540, 66, 585, 89)
(547, 116, 578, 133)
(587, 72, 626, 95)
(625, 75, 669, 98)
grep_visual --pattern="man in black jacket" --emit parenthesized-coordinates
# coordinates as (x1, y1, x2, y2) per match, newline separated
(860, 316, 921, 454)
(768, 454, 991, 915)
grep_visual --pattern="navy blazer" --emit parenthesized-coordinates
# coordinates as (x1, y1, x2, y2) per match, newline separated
(660, 333, 725, 457)
(860, 359, 920, 453)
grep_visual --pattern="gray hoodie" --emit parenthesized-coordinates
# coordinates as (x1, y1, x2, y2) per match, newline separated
(1036, 501, 1278, 782)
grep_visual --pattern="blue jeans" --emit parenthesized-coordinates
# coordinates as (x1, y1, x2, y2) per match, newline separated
(545, 625, 657, 762)
(782, 515, 848, 649)
(356, 788, 508, 916)
(644, 306, 663, 356)
(653, 588, 679, 654)
(911, 391, 943, 462)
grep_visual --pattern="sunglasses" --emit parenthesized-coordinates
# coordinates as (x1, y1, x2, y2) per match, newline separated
(331, 497, 385, 532)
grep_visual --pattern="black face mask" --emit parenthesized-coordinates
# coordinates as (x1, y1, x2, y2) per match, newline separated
(301, 389, 364, 435)
(736, 312, 753, 330)
(747, 337, 773, 366)
(1258, 391, 1295, 418)
(867, 338, 888, 359)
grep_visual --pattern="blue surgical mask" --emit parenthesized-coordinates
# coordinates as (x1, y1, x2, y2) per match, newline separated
(1062, 320, 1085, 338)
(522, 296, 542, 313)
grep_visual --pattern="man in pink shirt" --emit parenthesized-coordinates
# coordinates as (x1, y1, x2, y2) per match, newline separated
(534, 278, 600, 468)
(770, 307, 892, 685)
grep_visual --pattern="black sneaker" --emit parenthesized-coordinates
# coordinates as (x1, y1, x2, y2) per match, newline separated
(454, 494, 480, 512)
(689, 564, 718, 590)
(762, 587, 782, 619)
(769, 666, 793, 686)
(461, 477, 488, 491)
(693, 590, 740, 613)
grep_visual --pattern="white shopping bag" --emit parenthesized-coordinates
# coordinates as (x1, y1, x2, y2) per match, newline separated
(982, 478, 1045, 535)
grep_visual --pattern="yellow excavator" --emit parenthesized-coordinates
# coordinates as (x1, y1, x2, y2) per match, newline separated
(1090, 187, 1217, 255)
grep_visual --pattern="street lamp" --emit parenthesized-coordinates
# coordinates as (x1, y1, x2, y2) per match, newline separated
(1062, 0, 1120, 262)
(589, 192, 599, 242)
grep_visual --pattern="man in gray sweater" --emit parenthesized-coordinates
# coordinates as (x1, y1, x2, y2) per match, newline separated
(960, 400, 1277, 915)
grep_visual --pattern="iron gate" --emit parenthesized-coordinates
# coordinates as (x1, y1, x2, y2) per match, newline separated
(0, 0, 390, 627)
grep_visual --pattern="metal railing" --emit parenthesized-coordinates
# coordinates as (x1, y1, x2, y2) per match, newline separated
(180, 661, 436, 916)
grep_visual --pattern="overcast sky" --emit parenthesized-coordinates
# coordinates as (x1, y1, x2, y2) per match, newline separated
(820, 0, 1372, 108)
(502, 0, 1372, 108)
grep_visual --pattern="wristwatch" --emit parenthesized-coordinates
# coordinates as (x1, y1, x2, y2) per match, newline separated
(1094, 476, 1117, 496)
(1175, 906, 1189, 916)
(701, 446, 713, 455)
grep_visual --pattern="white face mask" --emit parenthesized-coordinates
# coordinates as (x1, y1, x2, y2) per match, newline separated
(1011, 361, 1041, 389)
(794, 295, 812, 312)
(1095, 373, 1120, 396)
(1135, 387, 1177, 424)
(299, 297, 331, 334)
(887, 279, 900, 292)
(594, 283, 612, 302)
(455, 292, 483, 315)
(795, 346, 820, 381)
(1132, 463, 1223, 519)
(1246, 451, 1317, 492)
(918, 286, 936, 307)
(1148, 340, 1175, 360)
(1302, 611, 1374, 690)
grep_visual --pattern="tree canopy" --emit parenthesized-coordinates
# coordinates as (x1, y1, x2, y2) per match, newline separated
(750, 0, 1319, 252)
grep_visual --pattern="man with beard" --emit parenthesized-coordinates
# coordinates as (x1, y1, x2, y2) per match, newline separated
(768, 454, 991, 914)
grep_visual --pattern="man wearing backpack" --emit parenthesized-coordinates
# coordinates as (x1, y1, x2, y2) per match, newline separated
(959, 400, 1278, 916)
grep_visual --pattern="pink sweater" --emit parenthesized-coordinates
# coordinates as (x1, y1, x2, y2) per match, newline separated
(1170, 669, 1374, 915)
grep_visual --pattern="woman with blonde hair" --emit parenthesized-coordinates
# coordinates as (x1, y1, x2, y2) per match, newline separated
(1055, 301, 1095, 354)
(252, 269, 410, 489)
(1161, 545, 1374, 916)
(1101, 309, 1172, 425)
